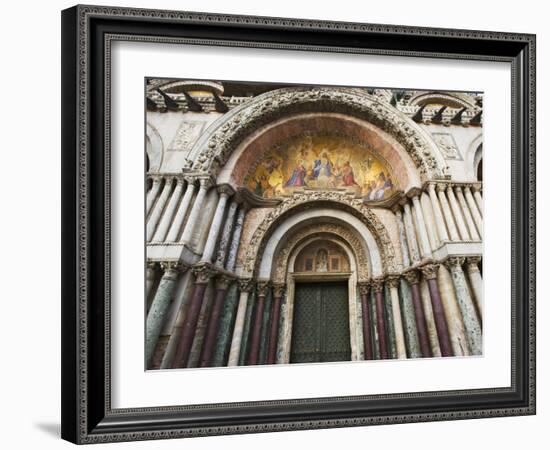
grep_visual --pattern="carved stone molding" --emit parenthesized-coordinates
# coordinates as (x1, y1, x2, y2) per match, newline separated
(272, 223, 371, 283)
(187, 87, 444, 179)
(403, 268, 420, 285)
(242, 191, 396, 277)
(420, 263, 439, 280)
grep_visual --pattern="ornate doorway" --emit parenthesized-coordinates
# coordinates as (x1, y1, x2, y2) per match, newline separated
(290, 281, 351, 363)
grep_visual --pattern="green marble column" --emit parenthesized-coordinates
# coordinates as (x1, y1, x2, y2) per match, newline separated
(399, 278, 421, 358)
(445, 257, 483, 355)
(211, 281, 239, 367)
(239, 288, 256, 366)
(258, 287, 273, 365)
(145, 261, 183, 368)
(370, 288, 380, 360)
(384, 283, 397, 359)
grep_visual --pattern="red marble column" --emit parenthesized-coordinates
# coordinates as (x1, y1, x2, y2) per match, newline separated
(266, 284, 285, 364)
(247, 281, 269, 365)
(404, 269, 432, 358)
(372, 279, 388, 359)
(421, 264, 453, 357)
(359, 282, 374, 360)
(199, 275, 232, 367)
(172, 264, 215, 369)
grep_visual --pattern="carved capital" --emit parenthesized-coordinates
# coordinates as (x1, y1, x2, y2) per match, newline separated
(371, 277, 385, 293)
(146, 261, 157, 271)
(192, 262, 216, 284)
(272, 283, 286, 298)
(237, 278, 254, 293)
(436, 183, 448, 193)
(197, 176, 214, 190)
(256, 280, 270, 297)
(444, 256, 466, 272)
(217, 183, 235, 197)
(357, 281, 371, 296)
(471, 183, 482, 193)
(403, 268, 420, 285)
(160, 261, 185, 280)
(215, 274, 234, 290)
(420, 263, 439, 280)
(465, 256, 482, 273)
(385, 274, 401, 289)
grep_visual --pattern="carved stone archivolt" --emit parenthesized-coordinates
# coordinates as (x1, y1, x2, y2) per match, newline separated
(186, 87, 445, 180)
(272, 225, 371, 284)
(242, 191, 397, 277)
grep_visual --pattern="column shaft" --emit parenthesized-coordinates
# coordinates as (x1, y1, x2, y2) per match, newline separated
(403, 203, 421, 264)
(404, 271, 432, 358)
(455, 186, 480, 240)
(248, 284, 268, 365)
(473, 188, 483, 217)
(395, 209, 411, 268)
(227, 284, 251, 366)
(166, 179, 196, 242)
(225, 207, 246, 272)
(146, 177, 173, 241)
(199, 278, 230, 367)
(437, 185, 460, 241)
(152, 177, 184, 242)
(267, 286, 284, 364)
(428, 183, 449, 243)
(447, 186, 470, 240)
(359, 284, 373, 360)
(146, 176, 162, 216)
(373, 281, 388, 359)
(201, 189, 231, 262)
(466, 257, 483, 322)
(464, 186, 483, 236)
(387, 279, 407, 359)
(399, 279, 421, 358)
(214, 201, 238, 268)
(180, 179, 211, 246)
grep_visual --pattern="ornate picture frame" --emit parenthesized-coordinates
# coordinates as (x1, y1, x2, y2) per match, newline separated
(61, 5, 535, 444)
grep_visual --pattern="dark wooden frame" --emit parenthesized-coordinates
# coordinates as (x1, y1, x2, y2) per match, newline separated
(61, 4, 536, 444)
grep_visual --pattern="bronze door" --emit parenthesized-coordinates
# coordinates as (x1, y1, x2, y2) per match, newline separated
(290, 281, 351, 363)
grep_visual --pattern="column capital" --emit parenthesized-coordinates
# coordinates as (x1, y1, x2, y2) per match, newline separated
(436, 182, 448, 193)
(465, 256, 482, 273)
(427, 182, 437, 192)
(385, 274, 401, 288)
(215, 274, 234, 290)
(453, 184, 464, 194)
(357, 281, 371, 295)
(444, 256, 466, 271)
(256, 280, 270, 297)
(197, 176, 215, 190)
(160, 260, 186, 279)
(237, 278, 254, 293)
(272, 283, 286, 298)
(420, 262, 440, 280)
(192, 262, 217, 284)
(217, 183, 235, 197)
(174, 175, 185, 186)
(371, 277, 385, 293)
(403, 268, 420, 285)
(406, 186, 423, 199)
(146, 261, 158, 271)
(149, 173, 163, 183)
(471, 183, 482, 193)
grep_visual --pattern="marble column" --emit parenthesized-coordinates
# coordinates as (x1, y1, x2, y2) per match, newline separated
(420, 193, 439, 251)
(447, 185, 470, 240)
(248, 281, 269, 365)
(420, 264, 453, 357)
(445, 257, 483, 355)
(402, 202, 421, 264)
(267, 284, 285, 364)
(225, 205, 247, 272)
(145, 262, 156, 303)
(464, 185, 483, 236)
(152, 176, 184, 242)
(201, 185, 234, 263)
(180, 177, 212, 246)
(199, 275, 233, 367)
(372, 279, 388, 359)
(211, 282, 239, 367)
(214, 200, 239, 268)
(437, 264, 470, 356)
(455, 186, 480, 240)
(165, 177, 196, 242)
(472, 185, 483, 217)
(465, 256, 483, 322)
(145, 261, 183, 367)
(386, 276, 407, 359)
(171, 264, 215, 368)
(399, 278, 421, 358)
(227, 279, 253, 366)
(411, 193, 432, 258)
(437, 184, 460, 241)
(358, 282, 374, 360)
(394, 209, 411, 268)
(146, 176, 173, 241)
(428, 183, 449, 243)
(403, 269, 432, 358)
(146, 174, 162, 216)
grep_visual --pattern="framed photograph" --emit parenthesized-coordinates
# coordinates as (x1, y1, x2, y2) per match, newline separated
(61, 4, 536, 444)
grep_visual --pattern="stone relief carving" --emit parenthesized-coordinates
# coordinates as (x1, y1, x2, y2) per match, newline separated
(187, 87, 444, 180)
(168, 121, 205, 152)
(431, 132, 463, 160)
(242, 190, 397, 278)
(272, 226, 371, 284)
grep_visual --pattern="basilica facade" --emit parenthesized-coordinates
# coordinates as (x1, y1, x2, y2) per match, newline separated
(144, 79, 484, 370)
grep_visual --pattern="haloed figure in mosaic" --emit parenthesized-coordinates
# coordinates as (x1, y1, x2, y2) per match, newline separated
(144, 79, 484, 370)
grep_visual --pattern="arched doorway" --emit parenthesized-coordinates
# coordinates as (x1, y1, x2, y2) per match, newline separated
(290, 240, 352, 363)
